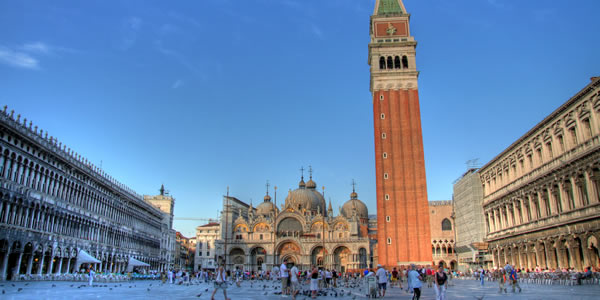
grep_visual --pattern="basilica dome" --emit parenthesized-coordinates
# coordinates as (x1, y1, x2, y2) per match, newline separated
(285, 176, 326, 214)
(341, 190, 368, 219)
(256, 200, 277, 216)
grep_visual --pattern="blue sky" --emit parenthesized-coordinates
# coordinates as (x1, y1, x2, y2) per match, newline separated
(1, 0, 599, 237)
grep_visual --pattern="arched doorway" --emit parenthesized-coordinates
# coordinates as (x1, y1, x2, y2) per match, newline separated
(229, 248, 246, 271)
(359, 248, 367, 269)
(311, 246, 325, 268)
(438, 260, 447, 268)
(6, 241, 22, 280)
(250, 247, 267, 271)
(588, 236, 600, 268)
(333, 246, 351, 273)
(450, 260, 457, 270)
(278, 242, 301, 268)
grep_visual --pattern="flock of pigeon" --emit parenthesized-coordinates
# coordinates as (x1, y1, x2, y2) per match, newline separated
(0, 278, 372, 299)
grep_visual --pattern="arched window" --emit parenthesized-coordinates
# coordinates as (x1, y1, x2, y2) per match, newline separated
(402, 56, 409, 68)
(394, 56, 401, 69)
(387, 56, 393, 69)
(379, 57, 386, 69)
(441, 218, 452, 231)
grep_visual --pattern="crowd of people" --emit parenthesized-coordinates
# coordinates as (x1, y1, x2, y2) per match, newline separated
(187, 260, 454, 300)
(152, 262, 599, 300)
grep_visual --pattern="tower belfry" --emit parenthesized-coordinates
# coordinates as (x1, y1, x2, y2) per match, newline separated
(369, 0, 432, 266)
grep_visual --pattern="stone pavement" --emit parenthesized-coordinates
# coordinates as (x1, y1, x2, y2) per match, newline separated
(0, 278, 598, 300)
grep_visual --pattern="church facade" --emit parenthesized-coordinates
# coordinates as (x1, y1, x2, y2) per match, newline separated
(216, 173, 370, 272)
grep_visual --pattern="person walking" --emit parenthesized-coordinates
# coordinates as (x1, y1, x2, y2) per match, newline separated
(376, 264, 388, 298)
(391, 267, 399, 288)
(280, 258, 290, 295)
(498, 269, 507, 294)
(210, 265, 230, 300)
(290, 264, 300, 300)
(408, 264, 423, 300)
(310, 266, 319, 299)
(88, 268, 95, 286)
(433, 265, 448, 300)
(510, 268, 521, 293)
(479, 269, 485, 286)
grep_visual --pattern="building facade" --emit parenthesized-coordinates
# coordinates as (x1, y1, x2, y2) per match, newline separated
(0, 108, 164, 281)
(143, 187, 176, 271)
(174, 232, 193, 270)
(429, 201, 458, 269)
(453, 169, 490, 271)
(369, 0, 432, 267)
(480, 77, 600, 271)
(216, 174, 370, 272)
(195, 222, 220, 271)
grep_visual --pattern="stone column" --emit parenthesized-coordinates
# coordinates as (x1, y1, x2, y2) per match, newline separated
(520, 246, 528, 269)
(25, 253, 34, 275)
(544, 241, 557, 270)
(13, 252, 23, 279)
(555, 244, 566, 269)
(65, 257, 71, 274)
(584, 170, 598, 204)
(47, 255, 54, 275)
(512, 201, 520, 225)
(0, 245, 11, 281)
(2, 203, 10, 223)
(570, 241, 583, 271)
(569, 177, 581, 208)
(37, 254, 44, 275)
(55, 257, 63, 274)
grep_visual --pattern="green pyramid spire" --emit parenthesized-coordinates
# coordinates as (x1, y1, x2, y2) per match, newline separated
(378, 0, 403, 15)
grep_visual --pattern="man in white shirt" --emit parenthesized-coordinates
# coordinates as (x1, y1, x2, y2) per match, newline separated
(408, 264, 423, 300)
(280, 259, 290, 295)
(375, 265, 388, 298)
(290, 265, 299, 300)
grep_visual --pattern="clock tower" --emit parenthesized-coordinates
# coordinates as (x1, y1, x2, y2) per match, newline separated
(369, 0, 432, 267)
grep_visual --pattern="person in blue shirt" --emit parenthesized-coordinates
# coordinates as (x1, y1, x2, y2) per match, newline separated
(510, 269, 521, 293)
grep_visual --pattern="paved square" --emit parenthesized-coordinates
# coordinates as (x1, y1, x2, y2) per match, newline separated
(0, 278, 598, 299)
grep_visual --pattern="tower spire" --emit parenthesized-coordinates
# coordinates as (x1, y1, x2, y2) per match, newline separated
(374, 0, 406, 15)
(160, 184, 165, 196)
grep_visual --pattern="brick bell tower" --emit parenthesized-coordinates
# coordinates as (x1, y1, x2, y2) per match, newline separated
(369, 0, 432, 267)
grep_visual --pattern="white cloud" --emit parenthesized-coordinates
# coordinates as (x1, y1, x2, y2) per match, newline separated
(172, 79, 184, 89)
(0, 46, 39, 70)
(22, 42, 50, 54)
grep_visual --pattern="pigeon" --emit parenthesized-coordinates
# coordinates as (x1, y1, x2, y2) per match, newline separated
(11, 284, 15, 287)
(18, 288, 23, 292)
(2, 290, 4, 294)
(205, 288, 209, 292)
(196, 293, 202, 297)
(70, 284, 74, 287)
(24, 283, 29, 286)
(109, 288, 112, 291)
(52, 284, 56, 288)
(147, 288, 151, 291)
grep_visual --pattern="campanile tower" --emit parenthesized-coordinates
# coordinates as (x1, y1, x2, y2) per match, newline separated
(369, 0, 432, 266)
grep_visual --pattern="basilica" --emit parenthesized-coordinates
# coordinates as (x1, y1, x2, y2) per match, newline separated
(215, 172, 370, 272)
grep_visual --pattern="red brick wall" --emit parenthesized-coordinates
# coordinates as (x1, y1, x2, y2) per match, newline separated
(374, 88, 432, 267)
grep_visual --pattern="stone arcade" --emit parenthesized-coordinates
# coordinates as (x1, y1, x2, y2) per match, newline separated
(0, 108, 167, 280)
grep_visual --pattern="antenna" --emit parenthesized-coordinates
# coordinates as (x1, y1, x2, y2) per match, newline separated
(466, 158, 481, 169)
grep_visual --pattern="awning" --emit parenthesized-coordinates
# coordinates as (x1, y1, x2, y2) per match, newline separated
(126, 257, 150, 272)
(76, 249, 101, 265)
(128, 257, 150, 267)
